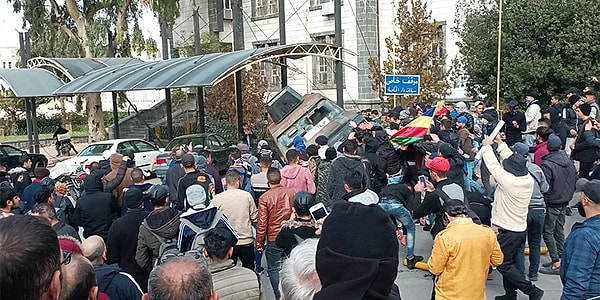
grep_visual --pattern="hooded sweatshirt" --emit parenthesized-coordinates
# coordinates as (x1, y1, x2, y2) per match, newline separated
(533, 141, 549, 166)
(104, 153, 133, 207)
(70, 171, 118, 239)
(135, 207, 181, 270)
(94, 264, 143, 300)
(327, 155, 370, 205)
(540, 151, 578, 207)
(280, 165, 316, 194)
(8, 166, 31, 200)
(438, 143, 465, 188)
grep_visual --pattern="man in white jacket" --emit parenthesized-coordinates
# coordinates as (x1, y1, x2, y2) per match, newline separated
(524, 94, 541, 147)
(480, 135, 544, 300)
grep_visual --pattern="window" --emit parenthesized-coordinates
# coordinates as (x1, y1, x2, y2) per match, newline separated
(79, 144, 113, 157)
(1, 146, 23, 156)
(255, 41, 281, 91)
(117, 141, 137, 154)
(252, 0, 278, 18)
(7, 62, 11, 69)
(207, 136, 223, 149)
(2, 62, 5, 69)
(132, 140, 156, 152)
(312, 35, 336, 89)
(223, 0, 231, 9)
(215, 135, 229, 147)
(310, 0, 330, 7)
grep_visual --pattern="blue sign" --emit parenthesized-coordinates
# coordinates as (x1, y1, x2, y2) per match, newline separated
(384, 75, 420, 96)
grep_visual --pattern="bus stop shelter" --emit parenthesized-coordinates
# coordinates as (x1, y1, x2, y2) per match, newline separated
(0, 43, 356, 152)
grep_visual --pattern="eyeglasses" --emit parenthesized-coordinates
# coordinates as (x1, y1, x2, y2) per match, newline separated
(61, 251, 72, 266)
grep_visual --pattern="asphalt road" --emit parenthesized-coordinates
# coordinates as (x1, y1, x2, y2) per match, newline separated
(57, 143, 580, 299)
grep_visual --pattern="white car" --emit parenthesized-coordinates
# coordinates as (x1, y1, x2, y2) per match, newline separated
(50, 139, 161, 179)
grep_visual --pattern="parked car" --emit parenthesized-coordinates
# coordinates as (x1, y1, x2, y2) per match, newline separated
(154, 133, 234, 177)
(0, 144, 48, 170)
(50, 139, 161, 179)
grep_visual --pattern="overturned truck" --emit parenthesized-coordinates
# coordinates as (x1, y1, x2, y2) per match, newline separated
(266, 87, 363, 155)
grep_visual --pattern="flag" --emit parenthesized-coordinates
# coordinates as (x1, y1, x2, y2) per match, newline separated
(390, 101, 445, 147)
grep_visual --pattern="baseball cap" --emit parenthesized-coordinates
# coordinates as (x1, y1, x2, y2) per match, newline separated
(238, 144, 250, 154)
(456, 116, 468, 124)
(509, 100, 519, 107)
(425, 157, 450, 173)
(181, 153, 195, 168)
(565, 87, 581, 95)
(194, 155, 207, 169)
(511, 142, 529, 157)
(547, 134, 562, 151)
(456, 101, 467, 109)
(575, 178, 600, 203)
(315, 135, 329, 146)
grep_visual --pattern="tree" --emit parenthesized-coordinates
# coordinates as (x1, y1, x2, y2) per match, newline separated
(369, 0, 450, 109)
(8, 0, 176, 141)
(198, 33, 267, 126)
(454, 0, 600, 104)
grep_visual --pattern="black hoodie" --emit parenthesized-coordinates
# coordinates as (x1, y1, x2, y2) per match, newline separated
(94, 264, 143, 300)
(541, 151, 578, 207)
(70, 170, 118, 239)
(438, 143, 465, 189)
(326, 155, 370, 205)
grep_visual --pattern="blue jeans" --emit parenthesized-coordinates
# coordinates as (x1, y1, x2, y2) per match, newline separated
(265, 242, 284, 299)
(518, 208, 545, 277)
(464, 161, 484, 193)
(379, 200, 416, 257)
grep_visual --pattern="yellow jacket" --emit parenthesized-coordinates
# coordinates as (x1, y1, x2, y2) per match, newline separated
(427, 218, 504, 300)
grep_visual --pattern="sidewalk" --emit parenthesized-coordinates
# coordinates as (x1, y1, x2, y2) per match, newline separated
(41, 143, 88, 167)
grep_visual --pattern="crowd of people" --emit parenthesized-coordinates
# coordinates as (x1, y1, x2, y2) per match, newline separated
(1, 87, 600, 300)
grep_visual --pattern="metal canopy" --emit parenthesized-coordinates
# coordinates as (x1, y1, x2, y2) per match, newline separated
(0, 69, 64, 97)
(28, 57, 143, 81)
(53, 43, 357, 95)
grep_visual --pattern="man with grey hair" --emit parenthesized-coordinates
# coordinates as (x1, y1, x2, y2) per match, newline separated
(143, 256, 218, 300)
(280, 238, 321, 300)
(81, 235, 143, 300)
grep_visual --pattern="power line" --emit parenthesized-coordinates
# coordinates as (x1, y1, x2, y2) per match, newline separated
(347, 0, 374, 57)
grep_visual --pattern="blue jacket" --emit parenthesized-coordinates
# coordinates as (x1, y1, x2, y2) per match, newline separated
(561, 214, 600, 300)
(95, 264, 143, 300)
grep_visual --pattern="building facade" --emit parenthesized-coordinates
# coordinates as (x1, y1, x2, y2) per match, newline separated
(173, 0, 468, 110)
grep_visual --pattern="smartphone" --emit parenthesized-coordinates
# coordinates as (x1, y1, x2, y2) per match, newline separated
(418, 175, 427, 185)
(309, 203, 329, 222)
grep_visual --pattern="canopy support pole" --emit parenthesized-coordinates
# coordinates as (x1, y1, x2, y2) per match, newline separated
(30, 98, 39, 153)
(24, 98, 34, 153)
(112, 92, 120, 138)
(193, 9, 205, 133)
(233, 0, 245, 133)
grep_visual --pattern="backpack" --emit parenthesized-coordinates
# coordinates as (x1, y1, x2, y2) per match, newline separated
(142, 220, 180, 266)
(179, 210, 225, 253)
(230, 160, 256, 195)
(437, 188, 482, 225)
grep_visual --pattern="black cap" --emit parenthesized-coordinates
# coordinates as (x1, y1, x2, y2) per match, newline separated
(565, 87, 581, 95)
(508, 100, 519, 107)
(294, 192, 315, 216)
(501, 154, 529, 177)
(576, 179, 600, 204)
(124, 188, 144, 209)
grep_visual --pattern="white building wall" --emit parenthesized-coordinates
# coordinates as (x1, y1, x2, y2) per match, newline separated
(242, 1, 360, 109)
(0, 47, 19, 69)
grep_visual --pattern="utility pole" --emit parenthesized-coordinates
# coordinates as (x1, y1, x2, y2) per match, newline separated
(334, 0, 344, 108)
(278, 0, 287, 87)
(193, 9, 206, 133)
(232, 0, 244, 134)
(107, 30, 119, 139)
(19, 31, 37, 153)
(160, 19, 173, 140)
